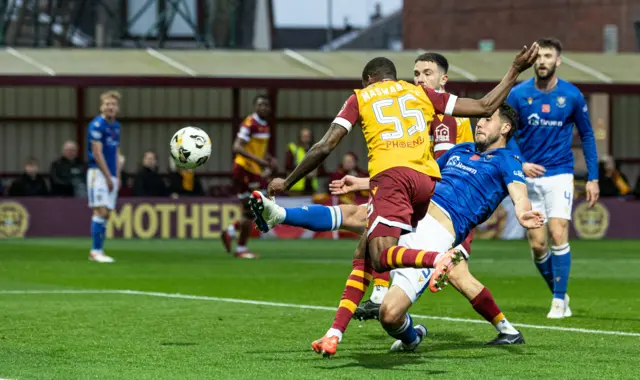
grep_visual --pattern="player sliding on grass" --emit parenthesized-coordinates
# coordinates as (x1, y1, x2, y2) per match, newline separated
(252, 103, 545, 355)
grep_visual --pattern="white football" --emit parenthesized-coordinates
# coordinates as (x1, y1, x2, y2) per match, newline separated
(170, 126, 212, 169)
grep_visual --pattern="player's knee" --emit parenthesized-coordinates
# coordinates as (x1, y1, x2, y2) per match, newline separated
(379, 301, 405, 329)
(548, 224, 568, 246)
(527, 233, 547, 255)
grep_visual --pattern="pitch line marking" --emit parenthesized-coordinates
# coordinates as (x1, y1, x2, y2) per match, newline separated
(2, 289, 639, 338)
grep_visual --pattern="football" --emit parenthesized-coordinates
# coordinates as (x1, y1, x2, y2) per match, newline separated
(169, 126, 212, 169)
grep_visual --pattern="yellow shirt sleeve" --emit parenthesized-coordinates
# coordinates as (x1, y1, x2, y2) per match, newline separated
(456, 118, 474, 144)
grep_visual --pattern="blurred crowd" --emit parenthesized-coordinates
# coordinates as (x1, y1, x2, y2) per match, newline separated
(0, 131, 373, 199)
(2, 135, 640, 200)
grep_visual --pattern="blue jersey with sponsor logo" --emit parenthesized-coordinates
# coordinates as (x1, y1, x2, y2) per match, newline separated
(506, 78, 598, 181)
(432, 143, 525, 244)
(87, 115, 120, 176)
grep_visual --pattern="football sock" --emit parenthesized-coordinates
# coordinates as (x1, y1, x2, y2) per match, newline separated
(330, 259, 373, 335)
(551, 244, 571, 300)
(534, 250, 554, 292)
(385, 313, 419, 345)
(226, 222, 237, 238)
(283, 205, 342, 231)
(471, 287, 518, 335)
(237, 219, 250, 248)
(380, 246, 441, 270)
(370, 271, 390, 304)
(90, 215, 106, 252)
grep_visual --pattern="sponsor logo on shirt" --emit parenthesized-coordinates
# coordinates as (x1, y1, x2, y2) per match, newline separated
(434, 124, 450, 143)
(527, 113, 563, 127)
(446, 155, 478, 174)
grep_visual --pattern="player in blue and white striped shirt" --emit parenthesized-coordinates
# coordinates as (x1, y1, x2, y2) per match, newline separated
(86, 91, 122, 263)
(507, 38, 600, 319)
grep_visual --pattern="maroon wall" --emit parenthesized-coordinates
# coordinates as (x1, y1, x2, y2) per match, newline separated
(404, 0, 640, 52)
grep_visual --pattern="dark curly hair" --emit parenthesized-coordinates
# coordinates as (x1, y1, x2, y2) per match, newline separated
(498, 103, 519, 141)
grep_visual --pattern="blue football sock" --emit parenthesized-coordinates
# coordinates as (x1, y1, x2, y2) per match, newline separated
(551, 244, 571, 300)
(386, 313, 419, 345)
(534, 250, 554, 292)
(283, 205, 342, 231)
(91, 215, 106, 251)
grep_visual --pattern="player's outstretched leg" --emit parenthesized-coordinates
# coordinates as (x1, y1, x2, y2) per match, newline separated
(447, 260, 524, 345)
(353, 271, 389, 321)
(312, 238, 372, 358)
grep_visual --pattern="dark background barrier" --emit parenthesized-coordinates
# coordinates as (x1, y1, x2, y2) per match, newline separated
(1, 197, 638, 240)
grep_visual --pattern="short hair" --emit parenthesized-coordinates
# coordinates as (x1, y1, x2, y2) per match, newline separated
(100, 90, 121, 103)
(362, 57, 397, 82)
(498, 103, 519, 141)
(253, 94, 269, 105)
(536, 37, 563, 55)
(414, 52, 449, 74)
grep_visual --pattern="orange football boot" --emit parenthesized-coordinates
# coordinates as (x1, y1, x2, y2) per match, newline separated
(311, 335, 339, 358)
(428, 248, 463, 293)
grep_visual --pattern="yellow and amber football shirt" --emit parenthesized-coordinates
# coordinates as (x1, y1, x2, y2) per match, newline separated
(430, 114, 473, 159)
(233, 113, 270, 175)
(333, 80, 457, 179)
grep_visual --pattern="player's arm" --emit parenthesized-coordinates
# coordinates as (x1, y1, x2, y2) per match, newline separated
(503, 156, 545, 228)
(425, 44, 539, 117)
(283, 125, 347, 190)
(329, 175, 370, 195)
(232, 126, 269, 167)
(574, 93, 600, 207)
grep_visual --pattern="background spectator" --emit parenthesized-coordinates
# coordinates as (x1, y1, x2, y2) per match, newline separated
(133, 151, 168, 197)
(168, 157, 204, 197)
(598, 155, 631, 197)
(285, 128, 324, 194)
(118, 154, 134, 197)
(9, 157, 49, 197)
(49, 141, 86, 197)
(329, 152, 369, 199)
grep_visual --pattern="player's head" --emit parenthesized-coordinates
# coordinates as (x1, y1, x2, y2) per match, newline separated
(361, 57, 397, 87)
(254, 94, 271, 119)
(475, 103, 519, 152)
(535, 37, 562, 81)
(413, 52, 449, 90)
(100, 90, 120, 120)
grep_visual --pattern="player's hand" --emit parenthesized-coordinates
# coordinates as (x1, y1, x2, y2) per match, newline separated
(523, 163, 546, 178)
(329, 175, 362, 195)
(267, 178, 286, 198)
(518, 210, 545, 229)
(512, 42, 540, 73)
(585, 180, 600, 208)
(106, 177, 115, 192)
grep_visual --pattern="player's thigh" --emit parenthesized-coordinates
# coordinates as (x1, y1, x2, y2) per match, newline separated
(338, 204, 367, 234)
(547, 217, 569, 246)
(543, 174, 574, 221)
(87, 169, 110, 215)
(526, 177, 547, 220)
(379, 285, 413, 327)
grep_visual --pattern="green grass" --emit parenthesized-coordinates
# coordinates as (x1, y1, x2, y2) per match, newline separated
(1, 238, 639, 379)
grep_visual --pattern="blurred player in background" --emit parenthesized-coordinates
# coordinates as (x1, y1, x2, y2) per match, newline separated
(87, 91, 122, 263)
(262, 46, 538, 356)
(507, 38, 599, 318)
(221, 95, 276, 259)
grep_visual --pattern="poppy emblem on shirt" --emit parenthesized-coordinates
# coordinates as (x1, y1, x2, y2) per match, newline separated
(542, 104, 551, 113)
(470, 154, 480, 161)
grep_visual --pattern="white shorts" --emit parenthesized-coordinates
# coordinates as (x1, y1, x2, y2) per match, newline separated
(391, 213, 456, 303)
(87, 168, 118, 210)
(525, 173, 573, 221)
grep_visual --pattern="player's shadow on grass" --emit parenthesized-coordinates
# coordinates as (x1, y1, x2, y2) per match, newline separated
(316, 352, 447, 373)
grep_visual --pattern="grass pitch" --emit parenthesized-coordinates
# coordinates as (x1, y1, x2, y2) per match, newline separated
(1, 238, 639, 379)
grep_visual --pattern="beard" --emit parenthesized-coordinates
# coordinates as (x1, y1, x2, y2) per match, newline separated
(475, 133, 501, 153)
(535, 64, 556, 81)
